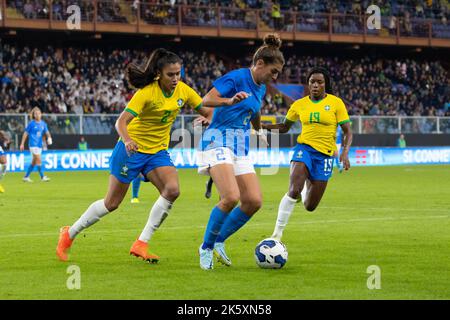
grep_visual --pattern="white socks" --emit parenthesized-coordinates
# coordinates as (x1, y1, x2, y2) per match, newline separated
(300, 181, 307, 204)
(138, 196, 173, 243)
(272, 193, 298, 240)
(69, 199, 110, 239)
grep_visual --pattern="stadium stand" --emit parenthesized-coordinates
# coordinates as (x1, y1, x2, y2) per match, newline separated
(1, 41, 448, 117)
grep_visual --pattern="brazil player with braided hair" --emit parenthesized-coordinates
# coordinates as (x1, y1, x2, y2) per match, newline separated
(262, 67, 353, 240)
(57, 48, 210, 263)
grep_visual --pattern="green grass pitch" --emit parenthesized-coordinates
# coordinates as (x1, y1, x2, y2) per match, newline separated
(0, 165, 449, 299)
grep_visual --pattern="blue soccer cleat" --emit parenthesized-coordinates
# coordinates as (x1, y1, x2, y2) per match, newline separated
(198, 245, 213, 270)
(214, 242, 232, 266)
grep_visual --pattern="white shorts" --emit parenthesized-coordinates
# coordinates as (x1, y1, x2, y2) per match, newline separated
(197, 147, 255, 176)
(29, 147, 42, 155)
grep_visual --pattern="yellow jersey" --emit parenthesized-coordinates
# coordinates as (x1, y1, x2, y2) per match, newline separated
(286, 94, 350, 156)
(125, 81, 202, 154)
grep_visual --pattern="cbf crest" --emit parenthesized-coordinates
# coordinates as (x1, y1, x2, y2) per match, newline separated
(324, 105, 331, 111)
(177, 99, 184, 107)
(120, 165, 129, 177)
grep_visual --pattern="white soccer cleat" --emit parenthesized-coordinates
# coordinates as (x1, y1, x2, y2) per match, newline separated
(213, 242, 232, 266)
(41, 176, 51, 182)
(23, 177, 33, 183)
(199, 245, 214, 270)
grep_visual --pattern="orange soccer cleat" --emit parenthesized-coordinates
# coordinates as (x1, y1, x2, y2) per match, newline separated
(56, 226, 73, 262)
(129, 239, 160, 264)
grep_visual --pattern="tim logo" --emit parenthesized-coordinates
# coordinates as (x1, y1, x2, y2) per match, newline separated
(355, 149, 367, 164)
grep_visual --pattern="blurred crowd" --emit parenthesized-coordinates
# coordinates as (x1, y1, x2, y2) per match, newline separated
(1, 42, 448, 118)
(0, 43, 227, 115)
(280, 55, 449, 117)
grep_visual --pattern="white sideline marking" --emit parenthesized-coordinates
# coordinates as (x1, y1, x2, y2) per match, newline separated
(0, 214, 447, 239)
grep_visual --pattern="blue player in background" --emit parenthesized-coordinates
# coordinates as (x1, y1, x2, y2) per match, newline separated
(130, 174, 145, 203)
(335, 125, 343, 173)
(196, 33, 285, 270)
(20, 107, 53, 182)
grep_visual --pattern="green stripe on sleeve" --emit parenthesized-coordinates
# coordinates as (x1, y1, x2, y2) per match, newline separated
(284, 117, 296, 124)
(194, 103, 202, 111)
(125, 108, 138, 117)
(338, 119, 351, 125)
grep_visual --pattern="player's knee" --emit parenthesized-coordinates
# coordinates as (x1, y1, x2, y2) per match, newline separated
(242, 197, 262, 213)
(220, 193, 240, 211)
(104, 199, 121, 212)
(304, 203, 318, 212)
(288, 188, 301, 200)
(162, 185, 180, 202)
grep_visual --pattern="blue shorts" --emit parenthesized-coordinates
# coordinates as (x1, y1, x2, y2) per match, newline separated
(291, 144, 334, 181)
(109, 141, 174, 184)
(0, 146, 5, 156)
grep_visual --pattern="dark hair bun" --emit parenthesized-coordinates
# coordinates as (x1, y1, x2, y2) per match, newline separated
(263, 33, 282, 49)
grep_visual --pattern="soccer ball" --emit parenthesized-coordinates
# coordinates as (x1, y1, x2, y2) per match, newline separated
(254, 238, 288, 269)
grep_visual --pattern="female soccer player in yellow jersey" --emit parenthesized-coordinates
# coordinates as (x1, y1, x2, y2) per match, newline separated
(57, 48, 209, 263)
(262, 67, 353, 240)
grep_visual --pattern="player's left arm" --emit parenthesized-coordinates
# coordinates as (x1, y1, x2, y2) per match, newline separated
(45, 124, 53, 146)
(187, 86, 213, 126)
(339, 122, 352, 171)
(336, 99, 352, 170)
(195, 106, 213, 126)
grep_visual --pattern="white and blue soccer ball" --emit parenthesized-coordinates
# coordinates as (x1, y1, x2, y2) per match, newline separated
(254, 238, 288, 269)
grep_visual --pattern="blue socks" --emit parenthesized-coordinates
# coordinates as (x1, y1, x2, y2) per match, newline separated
(132, 177, 141, 198)
(37, 166, 44, 179)
(202, 206, 228, 250)
(216, 206, 251, 243)
(24, 165, 35, 178)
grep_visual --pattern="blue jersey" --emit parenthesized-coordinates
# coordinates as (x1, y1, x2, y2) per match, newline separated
(336, 125, 343, 144)
(25, 120, 48, 148)
(200, 68, 266, 156)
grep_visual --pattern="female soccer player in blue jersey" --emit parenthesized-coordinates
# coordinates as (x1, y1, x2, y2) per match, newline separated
(197, 34, 285, 270)
(335, 125, 344, 173)
(56, 48, 210, 263)
(262, 67, 353, 240)
(20, 107, 53, 182)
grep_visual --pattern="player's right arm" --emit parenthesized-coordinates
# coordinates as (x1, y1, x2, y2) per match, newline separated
(261, 101, 298, 133)
(116, 89, 147, 153)
(203, 71, 249, 107)
(115, 110, 138, 154)
(202, 87, 249, 107)
(19, 132, 28, 151)
(262, 118, 294, 133)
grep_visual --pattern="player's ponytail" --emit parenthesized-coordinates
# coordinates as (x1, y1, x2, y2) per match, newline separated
(252, 33, 285, 66)
(127, 48, 182, 89)
(306, 67, 333, 94)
